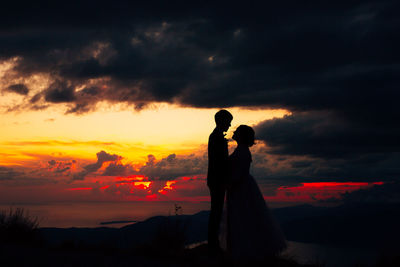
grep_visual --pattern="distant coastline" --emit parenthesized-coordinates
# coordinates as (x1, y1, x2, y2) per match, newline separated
(100, 220, 137, 225)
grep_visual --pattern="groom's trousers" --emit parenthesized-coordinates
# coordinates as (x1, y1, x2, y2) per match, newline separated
(208, 185, 225, 249)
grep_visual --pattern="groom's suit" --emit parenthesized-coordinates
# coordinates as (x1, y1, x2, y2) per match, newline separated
(207, 127, 229, 249)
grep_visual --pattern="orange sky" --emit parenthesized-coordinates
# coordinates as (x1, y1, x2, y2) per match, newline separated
(0, 94, 384, 205)
(0, 101, 298, 203)
(0, 102, 289, 165)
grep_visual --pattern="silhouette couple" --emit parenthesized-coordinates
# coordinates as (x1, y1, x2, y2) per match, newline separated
(207, 110, 286, 261)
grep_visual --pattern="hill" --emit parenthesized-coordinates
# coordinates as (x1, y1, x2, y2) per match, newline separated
(40, 203, 400, 249)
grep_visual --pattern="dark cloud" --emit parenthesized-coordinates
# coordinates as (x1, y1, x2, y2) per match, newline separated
(323, 182, 400, 204)
(30, 93, 43, 103)
(1, 0, 398, 117)
(253, 112, 400, 181)
(0, 165, 56, 186)
(102, 162, 134, 176)
(47, 159, 75, 174)
(138, 153, 206, 180)
(0, 166, 22, 180)
(76, 151, 206, 181)
(73, 150, 122, 180)
(255, 112, 400, 158)
(342, 182, 400, 203)
(44, 80, 76, 103)
(5, 84, 29, 95)
(55, 167, 70, 173)
(290, 160, 314, 169)
(247, 143, 400, 190)
(85, 151, 121, 172)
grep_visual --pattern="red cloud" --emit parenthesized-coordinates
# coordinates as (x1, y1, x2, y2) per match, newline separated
(265, 182, 384, 203)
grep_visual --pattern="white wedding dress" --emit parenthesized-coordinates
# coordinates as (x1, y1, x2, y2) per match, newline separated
(220, 145, 287, 261)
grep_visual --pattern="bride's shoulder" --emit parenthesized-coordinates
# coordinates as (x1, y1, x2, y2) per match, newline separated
(230, 146, 252, 161)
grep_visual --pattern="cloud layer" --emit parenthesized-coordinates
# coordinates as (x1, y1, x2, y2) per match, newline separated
(1, 1, 399, 184)
(1, 1, 399, 114)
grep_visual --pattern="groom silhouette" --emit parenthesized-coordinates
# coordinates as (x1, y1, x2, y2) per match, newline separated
(207, 109, 233, 254)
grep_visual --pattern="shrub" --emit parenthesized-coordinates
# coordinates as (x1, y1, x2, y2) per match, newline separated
(0, 207, 40, 245)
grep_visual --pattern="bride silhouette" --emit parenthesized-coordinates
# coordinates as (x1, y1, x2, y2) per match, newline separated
(220, 125, 287, 262)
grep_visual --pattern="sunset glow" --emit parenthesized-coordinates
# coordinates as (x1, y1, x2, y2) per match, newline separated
(265, 182, 385, 203)
(158, 181, 176, 194)
(116, 175, 146, 181)
(67, 187, 92, 191)
(57, 178, 386, 204)
(0, 104, 297, 205)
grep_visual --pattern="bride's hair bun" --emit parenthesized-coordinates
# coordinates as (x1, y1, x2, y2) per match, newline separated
(234, 125, 255, 146)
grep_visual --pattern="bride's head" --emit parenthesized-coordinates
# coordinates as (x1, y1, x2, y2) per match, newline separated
(233, 125, 255, 147)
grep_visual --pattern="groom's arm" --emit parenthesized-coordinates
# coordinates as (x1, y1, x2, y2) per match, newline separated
(208, 133, 228, 184)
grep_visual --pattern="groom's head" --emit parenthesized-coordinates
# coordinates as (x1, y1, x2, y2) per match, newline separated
(215, 110, 233, 132)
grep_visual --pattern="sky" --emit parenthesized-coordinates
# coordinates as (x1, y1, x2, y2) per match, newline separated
(0, 0, 399, 207)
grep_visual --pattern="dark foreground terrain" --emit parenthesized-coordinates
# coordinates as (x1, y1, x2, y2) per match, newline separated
(1, 242, 326, 267)
(1, 203, 400, 266)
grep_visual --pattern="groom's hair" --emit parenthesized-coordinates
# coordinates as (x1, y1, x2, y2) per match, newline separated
(215, 110, 233, 125)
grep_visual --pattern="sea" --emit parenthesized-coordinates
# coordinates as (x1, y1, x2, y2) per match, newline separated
(0, 201, 210, 228)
